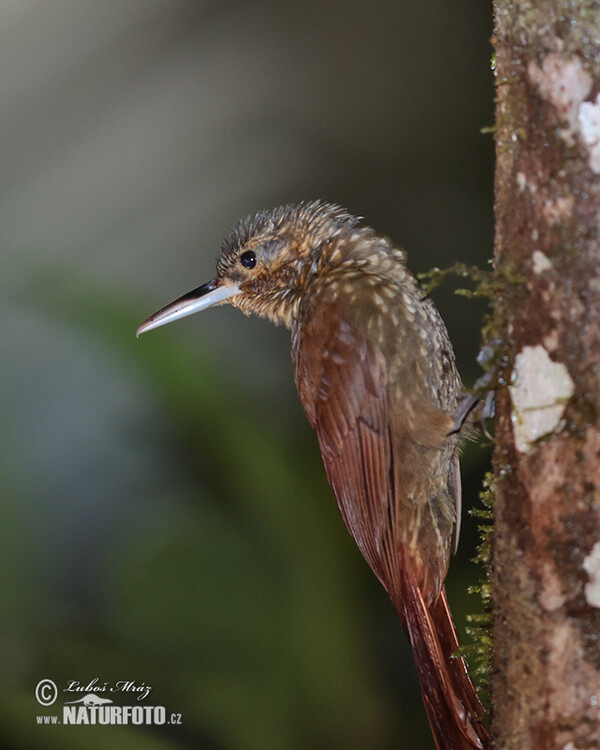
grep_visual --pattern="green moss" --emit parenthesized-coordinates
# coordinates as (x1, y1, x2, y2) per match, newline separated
(480, 262, 524, 366)
(417, 262, 493, 297)
(461, 472, 494, 705)
(419, 263, 518, 707)
(418, 260, 524, 300)
(420, 261, 523, 397)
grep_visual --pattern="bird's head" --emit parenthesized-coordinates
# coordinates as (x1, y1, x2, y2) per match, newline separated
(137, 201, 359, 335)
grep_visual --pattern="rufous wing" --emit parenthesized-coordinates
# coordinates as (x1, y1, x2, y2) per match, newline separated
(292, 301, 451, 601)
(292, 301, 489, 750)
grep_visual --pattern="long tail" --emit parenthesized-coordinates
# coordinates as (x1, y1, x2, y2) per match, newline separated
(393, 578, 490, 750)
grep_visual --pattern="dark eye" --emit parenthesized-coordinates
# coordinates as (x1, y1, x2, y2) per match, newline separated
(240, 250, 257, 269)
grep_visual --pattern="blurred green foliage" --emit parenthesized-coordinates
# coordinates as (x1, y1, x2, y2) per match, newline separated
(0, 279, 400, 747)
(0, 275, 490, 749)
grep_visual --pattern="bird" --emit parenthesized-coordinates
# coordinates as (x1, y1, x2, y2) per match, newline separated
(137, 200, 489, 749)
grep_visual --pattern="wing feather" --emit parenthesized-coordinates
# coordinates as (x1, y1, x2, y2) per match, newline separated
(291, 298, 486, 749)
(293, 301, 458, 599)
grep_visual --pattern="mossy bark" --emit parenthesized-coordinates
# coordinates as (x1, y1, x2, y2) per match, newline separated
(491, 1, 600, 747)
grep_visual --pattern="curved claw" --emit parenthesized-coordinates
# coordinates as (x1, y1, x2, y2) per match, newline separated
(478, 390, 495, 441)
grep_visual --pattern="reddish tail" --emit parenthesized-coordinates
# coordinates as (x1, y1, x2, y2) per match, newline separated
(393, 578, 490, 750)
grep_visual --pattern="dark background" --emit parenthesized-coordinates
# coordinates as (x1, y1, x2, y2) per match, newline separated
(0, 1, 493, 748)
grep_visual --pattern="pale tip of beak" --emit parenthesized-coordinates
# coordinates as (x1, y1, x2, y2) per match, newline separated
(136, 280, 240, 337)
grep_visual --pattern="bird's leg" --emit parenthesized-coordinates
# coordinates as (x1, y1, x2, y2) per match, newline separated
(450, 340, 506, 437)
(451, 391, 481, 434)
(450, 371, 496, 435)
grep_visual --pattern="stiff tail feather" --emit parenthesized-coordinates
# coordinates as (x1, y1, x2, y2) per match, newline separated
(394, 577, 490, 750)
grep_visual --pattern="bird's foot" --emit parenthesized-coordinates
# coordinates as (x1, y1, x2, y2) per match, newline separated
(450, 340, 507, 438)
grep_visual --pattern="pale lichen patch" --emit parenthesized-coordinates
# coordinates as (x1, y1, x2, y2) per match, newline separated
(527, 53, 592, 139)
(509, 345, 575, 453)
(583, 541, 600, 609)
(528, 52, 600, 174)
(542, 195, 575, 225)
(532, 250, 553, 274)
(516, 170, 537, 194)
(578, 93, 600, 174)
(589, 276, 600, 294)
(543, 329, 560, 352)
(540, 561, 566, 611)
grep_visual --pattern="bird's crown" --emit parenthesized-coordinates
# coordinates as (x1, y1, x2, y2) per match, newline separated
(217, 200, 359, 273)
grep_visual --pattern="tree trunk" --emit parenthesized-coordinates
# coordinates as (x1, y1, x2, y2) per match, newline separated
(491, 1, 600, 747)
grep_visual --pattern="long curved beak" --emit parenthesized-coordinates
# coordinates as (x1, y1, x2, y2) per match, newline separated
(136, 279, 240, 337)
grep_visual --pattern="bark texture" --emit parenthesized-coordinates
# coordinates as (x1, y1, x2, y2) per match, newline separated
(492, 2, 600, 747)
